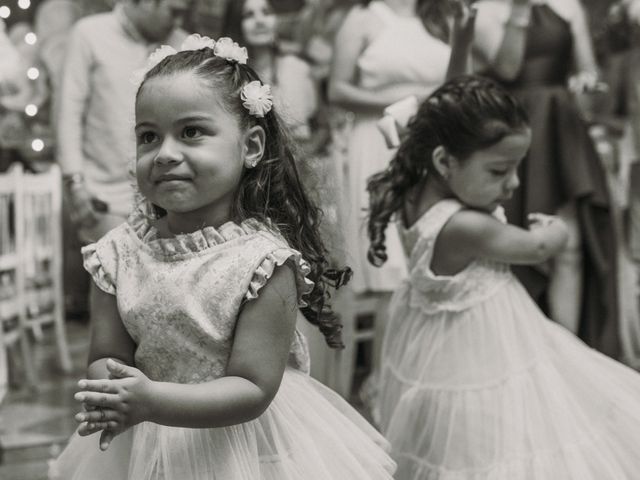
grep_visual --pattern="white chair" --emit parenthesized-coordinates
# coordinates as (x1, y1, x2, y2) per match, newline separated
(0, 164, 38, 393)
(0, 163, 72, 393)
(20, 163, 72, 374)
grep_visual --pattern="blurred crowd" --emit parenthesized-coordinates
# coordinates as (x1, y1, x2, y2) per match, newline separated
(1, 0, 640, 370)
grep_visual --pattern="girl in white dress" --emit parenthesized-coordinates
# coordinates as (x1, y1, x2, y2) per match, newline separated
(48, 34, 395, 480)
(367, 74, 640, 479)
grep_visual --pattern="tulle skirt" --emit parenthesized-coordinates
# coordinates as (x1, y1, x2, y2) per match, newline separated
(377, 279, 640, 479)
(49, 369, 395, 479)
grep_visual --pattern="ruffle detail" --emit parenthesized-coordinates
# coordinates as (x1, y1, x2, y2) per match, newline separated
(245, 248, 315, 307)
(81, 243, 116, 295)
(127, 208, 276, 257)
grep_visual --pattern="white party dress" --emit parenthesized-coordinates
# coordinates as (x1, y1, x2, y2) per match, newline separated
(48, 209, 396, 479)
(377, 199, 640, 479)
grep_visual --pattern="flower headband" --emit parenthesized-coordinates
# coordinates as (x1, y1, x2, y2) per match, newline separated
(136, 34, 273, 118)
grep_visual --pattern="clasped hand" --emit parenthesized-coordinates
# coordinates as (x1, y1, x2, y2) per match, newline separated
(74, 359, 154, 451)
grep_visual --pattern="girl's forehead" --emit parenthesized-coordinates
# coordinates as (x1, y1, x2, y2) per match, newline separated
(136, 72, 228, 116)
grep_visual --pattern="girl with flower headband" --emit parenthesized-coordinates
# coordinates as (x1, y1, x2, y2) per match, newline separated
(48, 34, 395, 480)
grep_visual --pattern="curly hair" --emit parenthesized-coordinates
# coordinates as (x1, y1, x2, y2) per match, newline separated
(367, 75, 529, 266)
(136, 49, 350, 349)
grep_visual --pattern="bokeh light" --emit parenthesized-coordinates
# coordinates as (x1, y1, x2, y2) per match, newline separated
(31, 139, 44, 152)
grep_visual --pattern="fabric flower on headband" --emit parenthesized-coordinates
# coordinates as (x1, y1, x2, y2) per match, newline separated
(214, 37, 248, 65)
(241, 81, 273, 117)
(180, 33, 216, 52)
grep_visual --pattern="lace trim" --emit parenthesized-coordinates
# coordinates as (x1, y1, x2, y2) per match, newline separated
(81, 243, 116, 295)
(127, 208, 275, 256)
(245, 248, 315, 307)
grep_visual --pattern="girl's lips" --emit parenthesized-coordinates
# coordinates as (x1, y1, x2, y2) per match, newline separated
(154, 174, 191, 184)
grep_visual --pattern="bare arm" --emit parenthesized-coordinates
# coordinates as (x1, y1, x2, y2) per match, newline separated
(432, 209, 569, 275)
(446, 2, 477, 80)
(473, 0, 532, 81)
(569, 0, 598, 75)
(86, 283, 136, 380)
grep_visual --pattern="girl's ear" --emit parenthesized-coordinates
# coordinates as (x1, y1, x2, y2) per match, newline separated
(432, 145, 452, 179)
(243, 125, 266, 169)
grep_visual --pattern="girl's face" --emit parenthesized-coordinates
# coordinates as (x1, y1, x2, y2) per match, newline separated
(445, 129, 531, 212)
(241, 0, 277, 47)
(135, 72, 247, 227)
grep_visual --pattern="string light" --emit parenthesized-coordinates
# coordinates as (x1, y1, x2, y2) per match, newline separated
(17, 0, 30, 9)
(31, 139, 44, 152)
(25, 104, 38, 117)
(0, 6, 11, 19)
(25, 32, 37, 45)
(27, 67, 39, 80)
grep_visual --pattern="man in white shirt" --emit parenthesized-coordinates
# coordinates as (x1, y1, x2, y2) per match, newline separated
(58, 0, 188, 243)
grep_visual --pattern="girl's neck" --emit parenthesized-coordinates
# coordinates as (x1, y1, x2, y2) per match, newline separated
(403, 176, 452, 227)
(383, 0, 417, 17)
(164, 208, 232, 236)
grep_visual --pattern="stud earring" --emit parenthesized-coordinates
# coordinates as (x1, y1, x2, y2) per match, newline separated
(245, 158, 259, 169)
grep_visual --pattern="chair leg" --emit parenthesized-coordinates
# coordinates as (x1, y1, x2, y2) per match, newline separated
(18, 325, 39, 389)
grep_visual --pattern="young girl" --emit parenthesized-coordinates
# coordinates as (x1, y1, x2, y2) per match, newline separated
(48, 34, 395, 480)
(368, 75, 640, 479)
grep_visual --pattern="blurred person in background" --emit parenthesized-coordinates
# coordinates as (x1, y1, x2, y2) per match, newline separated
(57, 0, 188, 245)
(473, 0, 622, 358)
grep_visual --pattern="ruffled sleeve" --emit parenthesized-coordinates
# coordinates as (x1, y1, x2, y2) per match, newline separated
(80, 238, 118, 295)
(245, 248, 315, 307)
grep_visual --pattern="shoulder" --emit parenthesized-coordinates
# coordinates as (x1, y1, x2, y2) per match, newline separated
(73, 11, 113, 34)
(338, 4, 381, 36)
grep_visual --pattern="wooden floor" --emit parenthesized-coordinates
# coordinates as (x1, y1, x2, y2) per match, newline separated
(0, 319, 90, 480)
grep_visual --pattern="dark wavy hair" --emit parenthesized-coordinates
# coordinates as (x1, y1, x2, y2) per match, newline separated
(360, 0, 460, 43)
(367, 75, 529, 266)
(136, 49, 350, 348)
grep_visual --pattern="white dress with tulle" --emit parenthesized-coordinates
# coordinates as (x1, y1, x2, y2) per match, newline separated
(48, 209, 396, 480)
(377, 199, 640, 479)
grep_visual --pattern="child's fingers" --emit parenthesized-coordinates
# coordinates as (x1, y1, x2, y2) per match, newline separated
(78, 421, 106, 437)
(99, 429, 116, 451)
(77, 379, 119, 394)
(74, 391, 120, 409)
(75, 408, 121, 424)
(106, 358, 139, 379)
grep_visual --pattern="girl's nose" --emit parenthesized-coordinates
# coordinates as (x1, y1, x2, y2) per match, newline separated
(154, 138, 183, 165)
(506, 170, 520, 191)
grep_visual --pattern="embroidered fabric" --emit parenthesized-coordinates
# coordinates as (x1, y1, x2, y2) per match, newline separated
(81, 209, 314, 383)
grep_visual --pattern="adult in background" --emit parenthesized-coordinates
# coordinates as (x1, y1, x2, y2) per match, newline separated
(472, 0, 621, 358)
(57, 0, 188, 245)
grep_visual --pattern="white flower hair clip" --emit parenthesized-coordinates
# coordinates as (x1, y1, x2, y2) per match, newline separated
(241, 81, 274, 117)
(213, 37, 248, 65)
(180, 33, 216, 52)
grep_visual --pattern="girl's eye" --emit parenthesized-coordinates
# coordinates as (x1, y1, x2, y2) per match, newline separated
(490, 170, 508, 177)
(183, 126, 202, 139)
(138, 132, 157, 144)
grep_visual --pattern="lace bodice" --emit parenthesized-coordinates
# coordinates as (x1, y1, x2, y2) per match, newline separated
(82, 210, 313, 384)
(398, 199, 513, 314)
